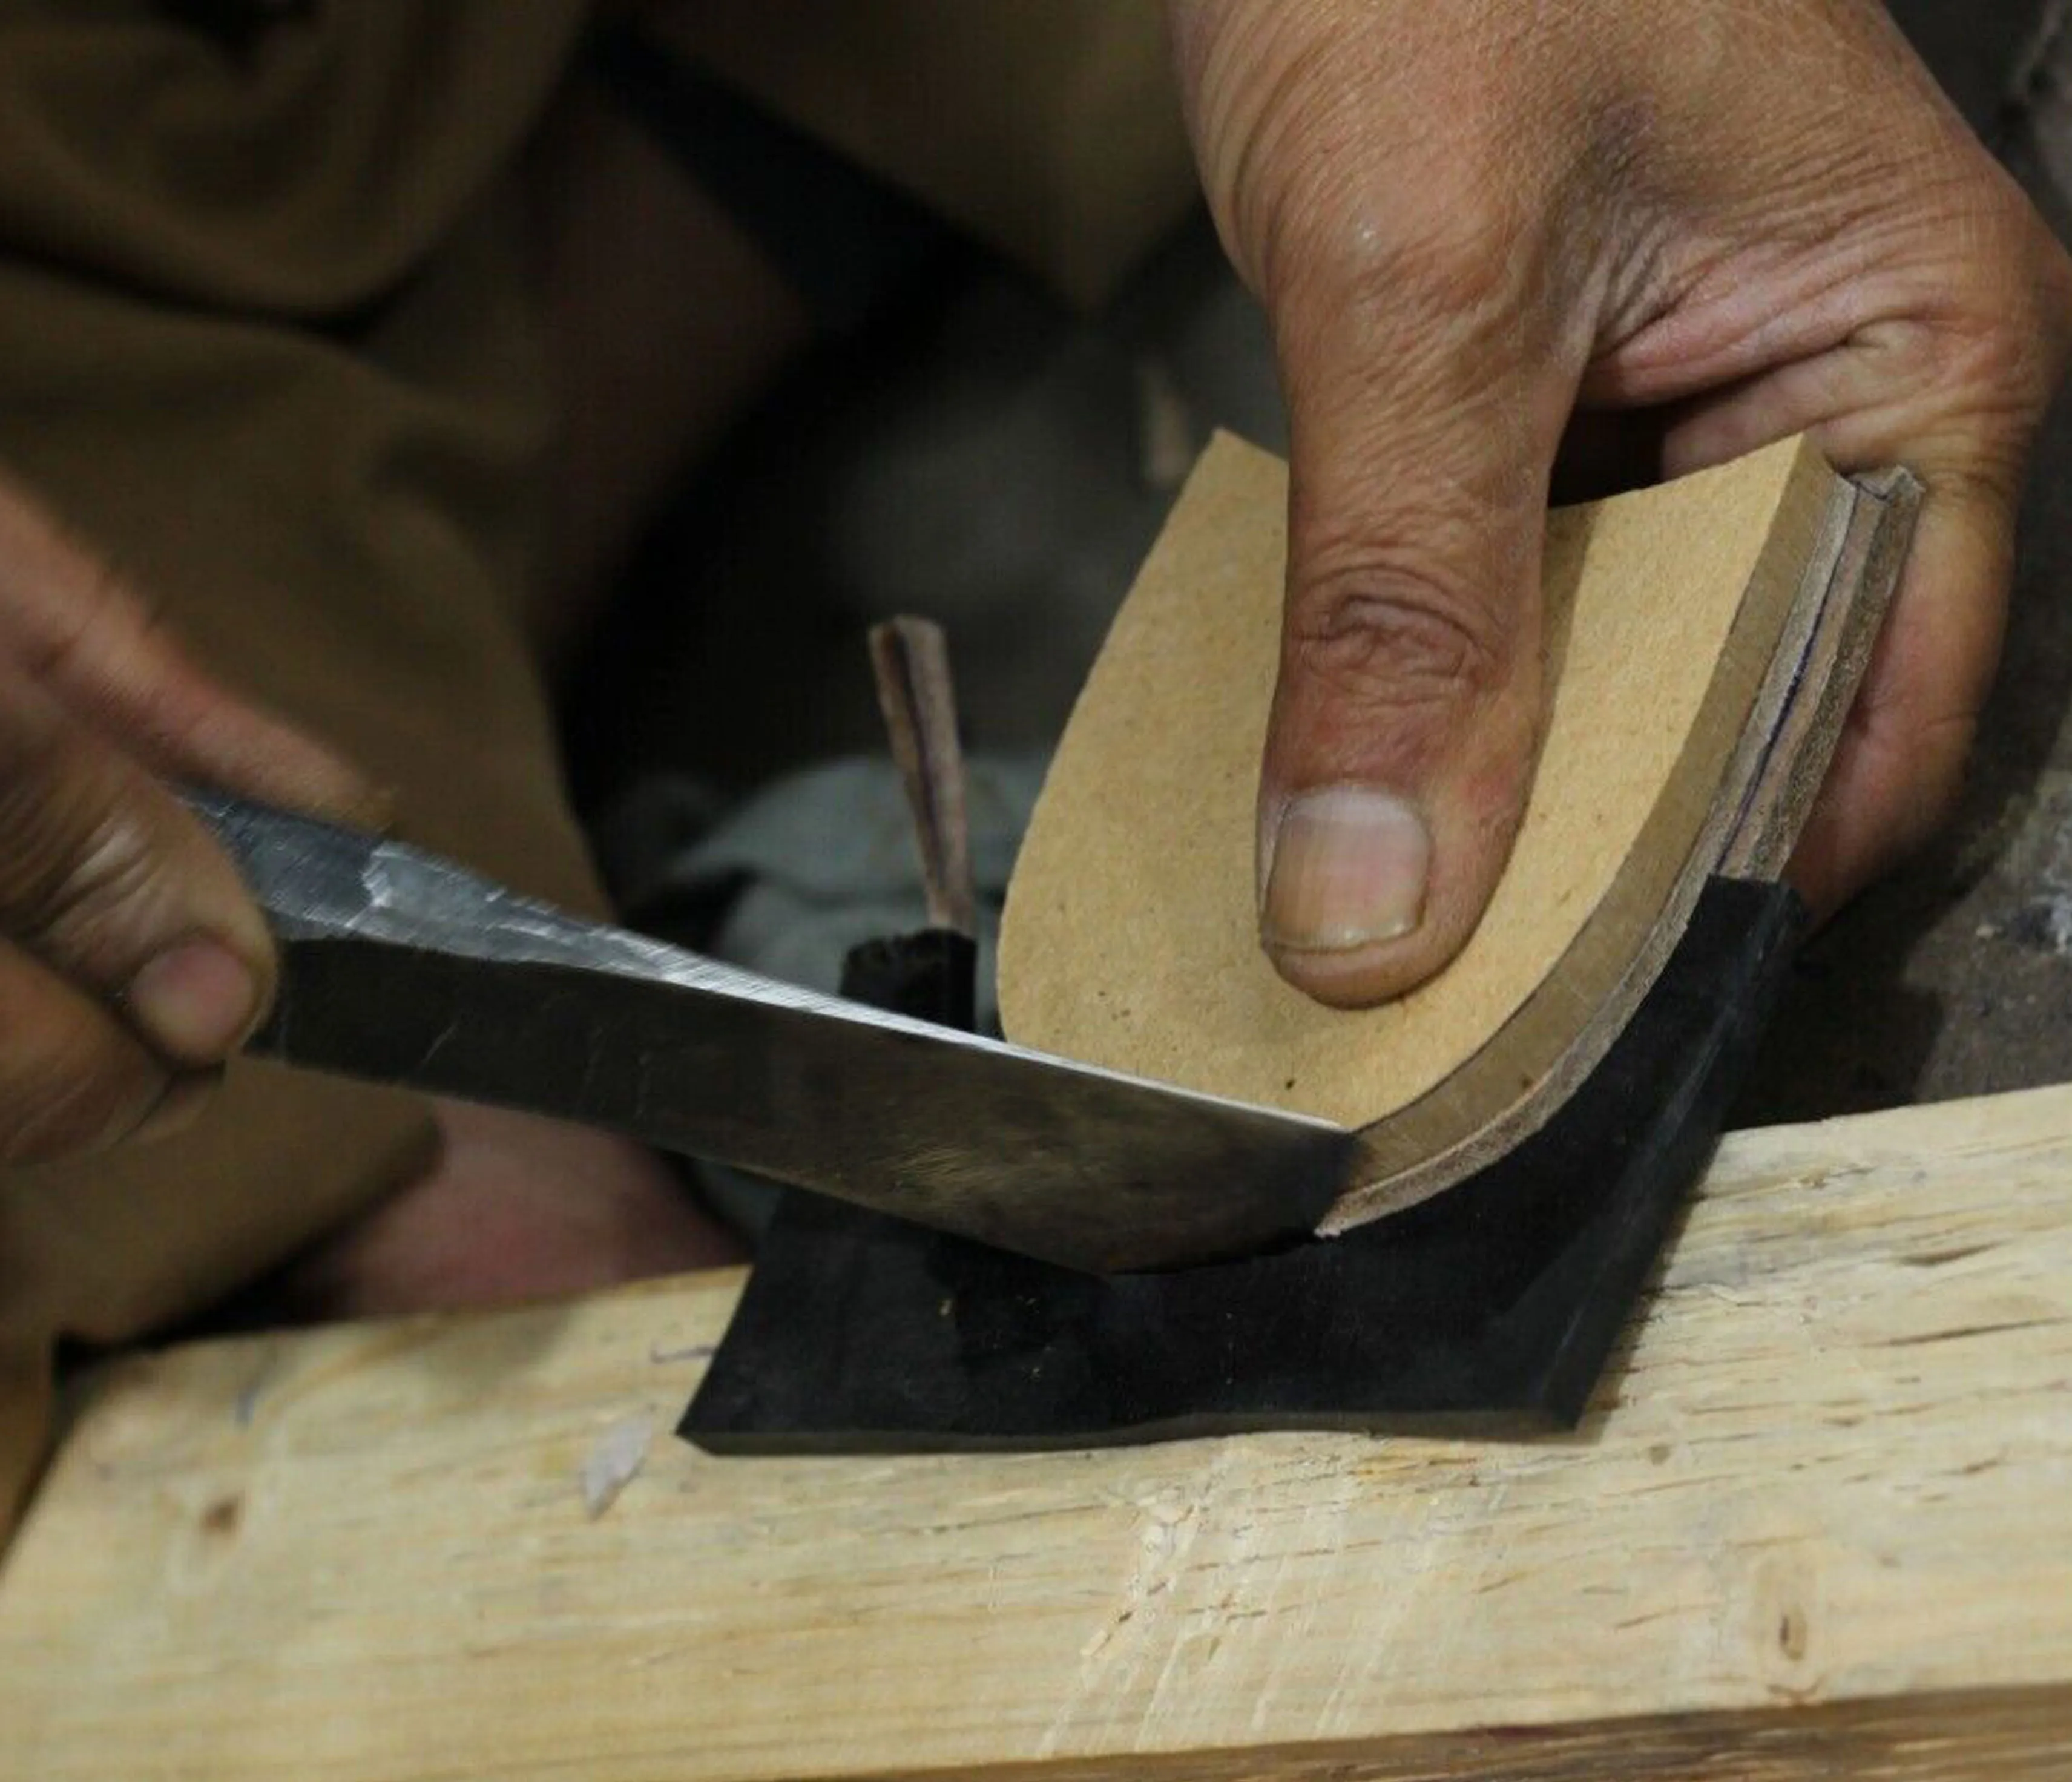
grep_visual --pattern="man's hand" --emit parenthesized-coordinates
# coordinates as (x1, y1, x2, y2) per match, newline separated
(1169, 0, 2072, 1007)
(0, 473, 382, 1163)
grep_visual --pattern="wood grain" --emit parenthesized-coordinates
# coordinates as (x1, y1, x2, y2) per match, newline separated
(5, 1085, 2072, 1780)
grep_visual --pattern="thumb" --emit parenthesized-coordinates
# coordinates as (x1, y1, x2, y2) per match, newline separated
(1257, 241, 1580, 1008)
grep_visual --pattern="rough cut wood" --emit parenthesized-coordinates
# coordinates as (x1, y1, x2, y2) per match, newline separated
(998, 435, 1915, 1228)
(4, 1085, 2072, 1780)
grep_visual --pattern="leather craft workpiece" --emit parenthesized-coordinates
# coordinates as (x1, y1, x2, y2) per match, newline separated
(999, 433, 1919, 1228)
(682, 433, 1919, 1448)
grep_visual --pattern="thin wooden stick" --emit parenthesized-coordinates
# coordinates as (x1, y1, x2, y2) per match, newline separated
(866, 617, 976, 937)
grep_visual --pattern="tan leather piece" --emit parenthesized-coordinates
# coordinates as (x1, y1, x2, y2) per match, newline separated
(999, 433, 1890, 1228)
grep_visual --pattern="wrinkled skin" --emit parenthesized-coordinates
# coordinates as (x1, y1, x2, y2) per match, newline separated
(1169, 0, 2072, 1006)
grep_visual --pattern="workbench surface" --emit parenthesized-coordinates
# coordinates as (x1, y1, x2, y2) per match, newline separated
(4, 1086, 2072, 1780)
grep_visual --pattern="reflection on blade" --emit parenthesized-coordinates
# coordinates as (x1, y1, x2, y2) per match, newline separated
(190, 791, 1357, 1274)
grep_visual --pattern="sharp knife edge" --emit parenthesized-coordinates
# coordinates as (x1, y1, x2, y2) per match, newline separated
(186, 789, 1356, 1274)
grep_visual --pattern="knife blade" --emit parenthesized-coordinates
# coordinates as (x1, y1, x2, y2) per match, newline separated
(186, 789, 1356, 1274)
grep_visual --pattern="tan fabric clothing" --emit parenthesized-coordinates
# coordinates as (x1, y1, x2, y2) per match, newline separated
(657, 0, 1196, 309)
(0, 0, 600, 1535)
(0, 0, 1200, 1541)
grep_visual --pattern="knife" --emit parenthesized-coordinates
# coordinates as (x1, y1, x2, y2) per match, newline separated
(186, 789, 1355, 1275)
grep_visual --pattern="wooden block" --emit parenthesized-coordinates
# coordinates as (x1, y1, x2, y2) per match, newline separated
(5, 1085, 2072, 1779)
(999, 435, 1915, 1228)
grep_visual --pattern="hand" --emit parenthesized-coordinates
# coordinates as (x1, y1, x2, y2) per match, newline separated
(0, 471, 382, 1163)
(1169, 0, 2072, 1007)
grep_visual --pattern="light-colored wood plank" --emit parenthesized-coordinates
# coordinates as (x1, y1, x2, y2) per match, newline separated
(5, 1086, 2072, 1780)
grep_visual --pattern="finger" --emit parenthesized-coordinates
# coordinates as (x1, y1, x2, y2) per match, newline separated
(1663, 366, 2022, 912)
(0, 658, 274, 1067)
(0, 936, 169, 1166)
(1257, 222, 1587, 1006)
(1648, 372, 2017, 912)
(1788, 473, 2012, 914)
(0, 478, 386, 823)
(1653, 206, 2070, 910)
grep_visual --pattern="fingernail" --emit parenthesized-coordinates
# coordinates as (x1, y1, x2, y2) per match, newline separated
(131, 1070, 220, 1146)
(1261, 786, 1430, 952)
(127, 939, 260, 1062)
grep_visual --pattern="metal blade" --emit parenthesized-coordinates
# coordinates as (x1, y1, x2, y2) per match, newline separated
(188, 791, 1355, 1274)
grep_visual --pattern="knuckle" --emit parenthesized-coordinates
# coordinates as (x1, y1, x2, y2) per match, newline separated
(1843, 178, 2070, 495)
(1247, 88, 1539, 337)
(0, 748, 168, 969)
(1279, 192, 1529, 339)
(1284, 563, 1513, 715)
(28, 810, 169, 968)
(1384, 203, 1527, 314)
